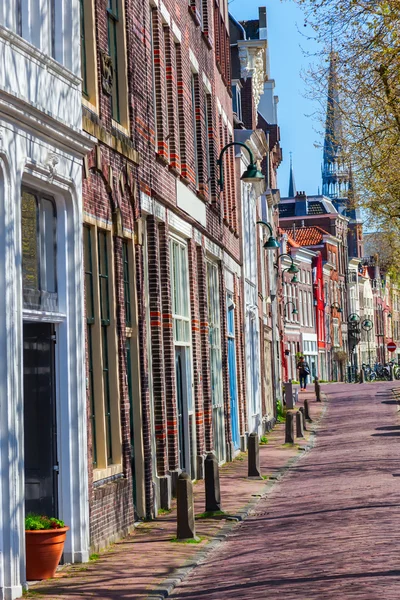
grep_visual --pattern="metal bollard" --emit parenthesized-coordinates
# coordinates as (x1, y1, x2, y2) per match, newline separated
(205, 452, 222, 512)
(248, 432, 262, 478)
(177, 473, 197, 540)
(299, 406, 307, 431)
(296, 411, 305, 438)
(314, 377, 321, 402)
(285, 411, 295, 444)
(304, 399, 312, 422)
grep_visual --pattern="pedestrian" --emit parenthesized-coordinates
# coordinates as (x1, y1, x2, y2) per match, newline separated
(297, 356, 310, 391)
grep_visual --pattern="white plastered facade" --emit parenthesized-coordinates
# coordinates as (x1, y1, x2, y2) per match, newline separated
(0, 5, 92, 598)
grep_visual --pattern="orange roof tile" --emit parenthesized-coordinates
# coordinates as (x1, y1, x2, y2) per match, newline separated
(281, 226, 330, 247)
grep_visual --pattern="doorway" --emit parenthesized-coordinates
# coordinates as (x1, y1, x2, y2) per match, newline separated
(227, 298, 240, 451)
(175, 346, 195, 476)
(23, 322, 58, 517)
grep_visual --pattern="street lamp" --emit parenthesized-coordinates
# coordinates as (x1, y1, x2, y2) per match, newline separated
(256, 220, 280, 250)
(361, 318, 373, 366)
(348, 313, 361, 380)
(331, 302, 343, 314)
(274, 253, 299, 275)
(284, 300, 298, 320)
(348, 313, 360, 322)
(217, 142, 264, 190)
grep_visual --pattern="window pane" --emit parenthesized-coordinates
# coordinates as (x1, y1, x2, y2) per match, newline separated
(108, 12, 120, 122)
(84, 226, 94, 322)
(21, 190, 39, 298)
(122, 241, 131, 327)
(42, 198, 56, 293)
(80, 0, 88, 96)
(102, 326, 113, 462)
(98, 231, 110, 324)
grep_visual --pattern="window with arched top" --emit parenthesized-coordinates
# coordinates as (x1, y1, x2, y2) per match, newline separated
(21, 189, 57, 311)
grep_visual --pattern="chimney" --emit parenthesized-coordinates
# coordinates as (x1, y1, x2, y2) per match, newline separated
(301, 220, 305, 228)
(295, 191, 308, 217)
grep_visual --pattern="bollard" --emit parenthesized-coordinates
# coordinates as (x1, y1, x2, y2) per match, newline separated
(304, 399, 312, 422)
(299, 406, 307, 431)
(248, 432, 262, 478)
(284, 380, 295, 409)
(177, 472, 197, 540)
(390, 365, 394, 381)
(359, 369, 364, 384)
(205, 452, 222, 512)
(314, 377, 321, 402)
(296, 411, 305, 438)
(285, 411, 295, 444)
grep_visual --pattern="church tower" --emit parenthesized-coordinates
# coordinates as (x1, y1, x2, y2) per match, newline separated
(322, 51, 363, 259)
(322, 51, 349, 199)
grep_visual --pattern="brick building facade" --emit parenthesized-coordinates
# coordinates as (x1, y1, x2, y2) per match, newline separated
(80, 0, 246, 549)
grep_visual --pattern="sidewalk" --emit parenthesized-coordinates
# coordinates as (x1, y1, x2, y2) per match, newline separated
(25, 390, 325, 600)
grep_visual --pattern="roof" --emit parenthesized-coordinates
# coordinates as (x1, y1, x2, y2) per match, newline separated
(281, 226, 330, 247)
(279, 200, 328, 218)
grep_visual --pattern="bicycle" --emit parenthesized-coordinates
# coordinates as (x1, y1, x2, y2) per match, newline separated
(362, 364, 377, 382)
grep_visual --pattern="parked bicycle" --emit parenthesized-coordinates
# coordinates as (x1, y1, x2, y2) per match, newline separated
(362, 364, 377, 382)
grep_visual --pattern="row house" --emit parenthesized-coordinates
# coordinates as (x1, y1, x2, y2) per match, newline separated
(279, 189, 347, 380)
(230, 7, 284, 425)
(80, 0, 248, 549)
(278, 234, 318, 381)
(0, 1, 93, 597)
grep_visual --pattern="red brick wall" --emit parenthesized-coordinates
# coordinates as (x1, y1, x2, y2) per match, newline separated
(83, 0, 244, 543)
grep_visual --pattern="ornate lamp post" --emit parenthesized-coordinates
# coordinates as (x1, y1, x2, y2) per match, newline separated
(361, 318, 374, 366)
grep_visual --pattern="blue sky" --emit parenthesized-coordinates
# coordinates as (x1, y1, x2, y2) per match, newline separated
(229, 0, 324, 196)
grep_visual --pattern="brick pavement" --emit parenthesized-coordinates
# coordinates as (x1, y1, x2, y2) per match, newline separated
(170, 382, 400, 600)
(25, 390, 323, 599)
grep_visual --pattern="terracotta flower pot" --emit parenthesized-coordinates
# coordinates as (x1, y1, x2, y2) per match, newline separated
(25, 527, 69, 581)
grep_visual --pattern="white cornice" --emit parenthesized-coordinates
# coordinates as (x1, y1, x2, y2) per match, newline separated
(0, 90, 95, 157)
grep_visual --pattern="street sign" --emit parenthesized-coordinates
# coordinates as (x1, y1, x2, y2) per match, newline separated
(388, 341, 397, 352)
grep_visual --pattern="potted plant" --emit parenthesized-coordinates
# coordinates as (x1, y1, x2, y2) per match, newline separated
(25, 514, 69, 581)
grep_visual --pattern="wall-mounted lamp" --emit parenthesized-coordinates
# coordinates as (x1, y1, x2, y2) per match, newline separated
(256, 220, 280, 250)
(217, 142, 264, 190)
(331, 302, 343, 314)
(274, 253, 299, 276)
(284, 300, 298, 319)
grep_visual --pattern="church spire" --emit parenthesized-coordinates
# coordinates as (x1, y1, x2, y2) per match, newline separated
(322, 51, 349, 199)
(288, 152, 297, 197)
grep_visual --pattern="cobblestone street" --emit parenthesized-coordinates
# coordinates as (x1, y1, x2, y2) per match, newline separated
(171, 383, 400, 599)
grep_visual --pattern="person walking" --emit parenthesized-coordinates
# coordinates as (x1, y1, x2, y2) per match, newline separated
(297, 356, 310, 391)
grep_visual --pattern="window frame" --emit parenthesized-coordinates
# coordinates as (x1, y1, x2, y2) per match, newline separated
(21, 187, 58, 312)
(83, 224, 122, 478)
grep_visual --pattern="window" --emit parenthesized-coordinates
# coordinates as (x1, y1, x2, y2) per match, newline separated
(80, 0, 97, 107)
(231, 82, 242, 122)
(83, 226, 122, 476)
(191, 73, 200, 188)
(333, 318, 340, 346)
(84, 226, 97, 465)
(170, 239, 191, 343)
(80, 0, 88, 96)
(21, 189, 57, 312)
(107, 0, 120, 122)
(207, 261, 225, 462)
(175, 42, 187, 177)
(98, 231, 113, 462)
(122, 241, 131, 327)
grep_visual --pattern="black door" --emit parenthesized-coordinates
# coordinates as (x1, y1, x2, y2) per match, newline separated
(23, 323, 58, 517)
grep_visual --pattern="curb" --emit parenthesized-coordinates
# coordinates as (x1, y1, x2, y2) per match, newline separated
(145, 398, 328, 600)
